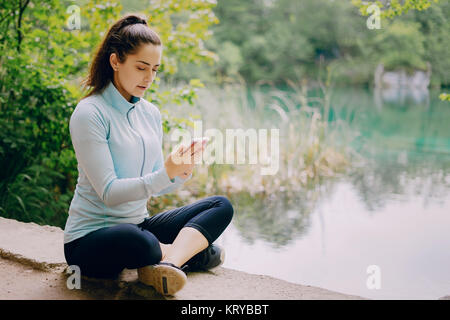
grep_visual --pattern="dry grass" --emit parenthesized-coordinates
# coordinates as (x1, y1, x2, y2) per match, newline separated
(149, 79, 360, 209)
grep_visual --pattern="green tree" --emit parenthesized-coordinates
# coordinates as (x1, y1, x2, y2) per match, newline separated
(352, 0, 449, 97)
(199, 0, 449, 88)
(409, 2, 450, 86)
(352, 0, 441, 18)
(0, 0, 220, 227)
(372, 20, 427, 71)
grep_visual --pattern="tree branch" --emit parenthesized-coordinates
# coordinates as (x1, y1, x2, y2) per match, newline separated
(16, 0, 30, 52)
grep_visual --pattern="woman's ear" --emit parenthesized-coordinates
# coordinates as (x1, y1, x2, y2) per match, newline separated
(109, 53, 119, 71)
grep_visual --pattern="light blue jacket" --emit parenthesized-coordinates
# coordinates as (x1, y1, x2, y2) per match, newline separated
(63, 80, 191, 244)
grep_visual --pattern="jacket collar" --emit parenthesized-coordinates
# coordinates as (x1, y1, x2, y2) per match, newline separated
(101, 80, 140, 114)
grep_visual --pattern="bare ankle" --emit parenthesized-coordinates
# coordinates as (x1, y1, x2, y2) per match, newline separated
(160, 255, 182, 268)
(159, 242, 172, 261)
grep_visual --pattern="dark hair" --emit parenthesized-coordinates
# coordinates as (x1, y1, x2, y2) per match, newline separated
(81, 14, 162, 98)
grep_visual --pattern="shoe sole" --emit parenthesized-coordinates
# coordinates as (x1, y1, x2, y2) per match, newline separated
(138, 264, 187, 296)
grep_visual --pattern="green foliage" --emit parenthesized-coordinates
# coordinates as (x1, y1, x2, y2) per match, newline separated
(0, 0, 220, 226)
(373, 20, 427, 71)
(175, 0, 449, 87)
(410, 3, 450, 86)
(352, 0, 441, 18)
(120, 0, 220, 132)
(0, 164, 73, 228)
(0, 0, 120, 224)
(0, 51, 76, 223)
(0, 0, 448, 227)
(439, 93, 450, 101)
(351, 0, 449, 86)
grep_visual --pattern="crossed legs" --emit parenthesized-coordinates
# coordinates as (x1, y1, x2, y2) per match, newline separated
(64, 196, 233, 280)
(158, 227, 209, 267)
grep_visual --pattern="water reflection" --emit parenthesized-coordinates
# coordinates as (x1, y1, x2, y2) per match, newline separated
(181, 84, 450, 298)
(228, 185, 335, 248)
(348, 157, 450, 213)
(375, 86, 430, 109)
(230, 154, 450, 246)
(225, 87, 450, 248)
(374, 64, 431, 109)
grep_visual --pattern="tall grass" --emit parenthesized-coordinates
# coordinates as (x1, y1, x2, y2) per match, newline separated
(146, 79, 362, 244)
(156, 78, 360, 203)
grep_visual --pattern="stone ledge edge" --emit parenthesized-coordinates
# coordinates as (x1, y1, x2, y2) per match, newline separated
(0, 247, 67, 272)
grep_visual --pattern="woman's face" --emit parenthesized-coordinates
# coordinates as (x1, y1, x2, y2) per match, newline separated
(110, 43, 162, 102)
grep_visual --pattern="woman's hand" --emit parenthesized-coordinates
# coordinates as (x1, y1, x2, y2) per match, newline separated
(164, 141, 205, 180)
(180, 166, 194, 179)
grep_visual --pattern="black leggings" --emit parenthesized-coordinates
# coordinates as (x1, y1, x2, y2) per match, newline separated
(64, 195, 234, 279)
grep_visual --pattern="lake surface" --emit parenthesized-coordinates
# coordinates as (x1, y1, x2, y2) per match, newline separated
(211, 87, 450, 300)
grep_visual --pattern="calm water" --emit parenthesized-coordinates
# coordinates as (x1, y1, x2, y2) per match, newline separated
(212, 87, 450, 300)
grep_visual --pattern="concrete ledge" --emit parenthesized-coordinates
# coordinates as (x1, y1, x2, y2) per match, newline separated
(0, 216, 368, 300)
(0, 217, 66, 272)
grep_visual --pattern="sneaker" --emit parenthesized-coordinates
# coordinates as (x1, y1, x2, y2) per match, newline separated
(182, 244, 225, 272)
(137, 262, 187, 296)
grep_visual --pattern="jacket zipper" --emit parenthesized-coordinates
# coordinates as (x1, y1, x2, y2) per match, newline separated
(126, 106, 146, 176)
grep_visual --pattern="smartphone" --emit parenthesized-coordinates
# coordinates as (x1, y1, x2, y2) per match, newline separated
(182, 137, 210, 155)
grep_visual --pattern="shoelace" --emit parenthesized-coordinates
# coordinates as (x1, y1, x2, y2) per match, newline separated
(159, 261, 190, 275)
(180, 264, 190, 273)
